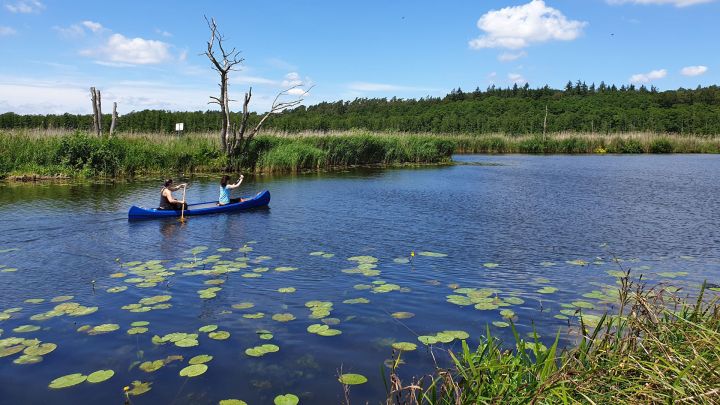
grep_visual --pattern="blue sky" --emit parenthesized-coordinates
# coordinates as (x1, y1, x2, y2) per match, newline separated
(0, 0, 718, 114)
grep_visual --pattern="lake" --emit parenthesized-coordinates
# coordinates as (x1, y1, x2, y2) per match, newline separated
(1, 154, 719, 404)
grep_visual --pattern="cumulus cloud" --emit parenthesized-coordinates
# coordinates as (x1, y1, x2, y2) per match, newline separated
(85, 33, 173, 65)
(607, 0, 715, 7)
(4, 0, 44, 13)
(680, 65, 708, 76)
(630, 69, 667, 83)
(81, 21, 103, 33)
(508, 73, 527, 85)
(498, 51, 527, 62)
(0, 26, 17, 36)
(469, 0, 586, 50)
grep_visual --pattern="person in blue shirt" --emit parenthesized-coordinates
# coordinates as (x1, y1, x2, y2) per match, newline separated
(218, 174, 245, 205)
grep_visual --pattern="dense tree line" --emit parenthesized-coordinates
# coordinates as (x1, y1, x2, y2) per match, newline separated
(3, 82, 720, 135)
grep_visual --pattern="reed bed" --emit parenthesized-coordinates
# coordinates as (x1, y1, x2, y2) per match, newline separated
(382, 275, 720, 404)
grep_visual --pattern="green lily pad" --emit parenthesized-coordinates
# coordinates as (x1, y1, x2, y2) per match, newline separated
(274, 394, 299, 405)
(391, 312, 415, 319)
(127, 327, 148, 335)
(393, 258, 410, 264)
(179, 364, 208, 377)
(0, 345, 25, 357)
(554, 314, 569, 320)
(131, 321, 149, 327)
(232, 302, 254, 310)
(418, 251, 447, 258)
(87, 369, 114, 383)
(474, 302, 499, 310)
(49, 373, 87, 389)
(24, 298, 45, 304)
(272, 313, 295, 322)
(492, 321, 510, 328)
(500, 309, 515, 319)
(220, 400, 248, 405)
(343, 298, 370, 304)
(243, 312, 265, 319)
(189, 354, 213, 365)
(208, 331, 230, 340)
(23, 343, 57, 356)
(127, 380, 152, 396)
(245, 344, 280, 357)
(566, 259, 588, 266)
(443, 330, 469, 340)
(199, 324, 218, 333)
(338, 373, 368, 385)
(483, 263, 499, 268)
(572, 301, 595, 309)
(504, 296, 525, 305)
(391, 342, 417, 351)
(274, 266, 298, 272)
(418, 335, 438, 345)
(139, 360, 165, 372)
(537, 286, 558, 294)
(13, 325, 40, 333)
(13, 354, 43, 364)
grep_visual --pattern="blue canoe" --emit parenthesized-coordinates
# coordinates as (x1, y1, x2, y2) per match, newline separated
(128, 190, 270, 220)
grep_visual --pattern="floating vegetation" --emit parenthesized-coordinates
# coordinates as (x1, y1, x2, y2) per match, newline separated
(106, 286, 127, 293)
(232, 302, 255, 310)
(208, 331, 230, 340)
(391, 342, 417, 351)
(139, 360, 165, 372)
(198, 287, 222, 299)
(537, 286, 558, 294)
(127, 380, 152, 396)
(418, 330, 469, 345)
(418, 251, 448, 258)
(657, 271, 689, 278)
(372, 283, 401, 293)
(338, 373, 368, 385)
(13, 325, 40, 333)
(566, 259, 589, 266)
(245, 344, 280, 357)
(256, 329, 274, 340)
(153, 332, 199, 347)
(24, 298, 44, 304)
(199, 325, 218, 333)
(391, 312, 415, 319)
(13, 354, 43, 364)
(179, 364, 208, 377)
(353, 284, 372, 290)
(500, 309, 516, 319)
(243, 312, 265, 319)
(343, 298, 370, 304)
(307, 324, 342, 337)
(305, 301, 334, 319)
(86, 369, 114, 383)
(48, 373, 86, 389)
(483, 263, 499, 268)
(393, 257, 410, 264)
(274, 394, 300, 405)
(274, 266, 298, 272)
(272, 313, 296, 322)
(127, 327, 148, 335)
(23, 342, 56, 356)
(572, 300, 595, 309)
(278, 287, 296, 293)
(492, 321, 510, 328)
(220, 400, 248, 405)
(540, 262, 556, 267)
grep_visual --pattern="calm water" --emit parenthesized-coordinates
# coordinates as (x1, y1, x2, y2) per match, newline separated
(0, 155, 719, 404)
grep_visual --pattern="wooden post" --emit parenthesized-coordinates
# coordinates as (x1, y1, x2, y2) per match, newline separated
(90, 87, 99, 135)
(543, 104, 548, 142)
(96, 89, 102, 135)
(109, 102, 118, 136)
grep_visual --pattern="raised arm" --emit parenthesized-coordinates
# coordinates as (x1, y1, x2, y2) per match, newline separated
(226, 175, 244, 190)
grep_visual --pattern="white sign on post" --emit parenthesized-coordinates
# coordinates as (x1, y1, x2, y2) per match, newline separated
(175, 123, 184, 131)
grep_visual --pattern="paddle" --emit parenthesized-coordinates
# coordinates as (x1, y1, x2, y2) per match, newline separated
(179, 185, 187, 223)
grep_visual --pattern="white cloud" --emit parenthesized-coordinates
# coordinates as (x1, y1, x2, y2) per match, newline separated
(54, 24, 85, 38)
(508, 73, 527, 85)
(607, 0, 716, 7)
(155, 28, 172, 38)
(630, 69, 667, 83)
(0, 26, 17, 36)
(4, 0, 44, 13)
(81, 21, 103, 33)
(282, 72, 303, 87)
(84, 33, 173, 65)
(469, 0, 586, 50)
(680, 65, 708, 76)
(498, 51, 527, 62)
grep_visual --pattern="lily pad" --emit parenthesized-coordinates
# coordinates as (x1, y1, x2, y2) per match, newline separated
(272, 313, 295, 322)
(232, 302, 254, 310)
(243, 312, 265, 319)
(13, 354, 43, 364)
(179, 364, 208, 377)
(338, 373, 368, 385)
(23, 343, 57, 356)
(483, 263, 499, 268)
(199, 324, 218, 333)
(189, 354, 213, 365)
(49, 373, 87, 389)
(391, 312, 415, 319)
(87, 369, 114, 383)
(391, 342, 417, 351)
(343, 298, 370, 304)
(13, 325, 40, 333)
(492, 321, 510, 328)
(274, 394, 300, 405)
(278, 287, 296, 293)
(208, 331, 230, 340)
(537, 287, 558, 294)
(220, 400, 248, 405)
(139, 360, 164, 372)
(274, 266, 298, 272)
(127, 380, 152, 396)
(418, 251, 447, 258)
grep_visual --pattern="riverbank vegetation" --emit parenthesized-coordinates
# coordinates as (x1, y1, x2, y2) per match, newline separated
(0, 130, 454, 179)
(3, 83, 720, 135)
(383, 276, 720, 404)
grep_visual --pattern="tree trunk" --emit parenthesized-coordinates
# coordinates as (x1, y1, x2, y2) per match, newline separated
(96, 89, 102, 135)
(109, 102, 118, 136)
(90, 87, 99, 135)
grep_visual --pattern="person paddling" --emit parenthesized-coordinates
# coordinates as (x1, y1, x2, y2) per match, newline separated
(159, 179, 188, 210)
(218, 174, 245, 205)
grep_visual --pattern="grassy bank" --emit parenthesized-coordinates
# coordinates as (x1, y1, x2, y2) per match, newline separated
(383, 276, 720, 404)
(0, 130, 454, 179)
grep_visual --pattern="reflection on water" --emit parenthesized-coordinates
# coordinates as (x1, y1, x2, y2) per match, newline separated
(0, 155, 719, 404)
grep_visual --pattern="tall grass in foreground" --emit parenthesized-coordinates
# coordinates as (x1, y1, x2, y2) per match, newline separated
(382, 275, 720, 404)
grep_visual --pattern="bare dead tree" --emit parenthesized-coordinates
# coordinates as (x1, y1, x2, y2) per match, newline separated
(90, 87, 100, 136)
(109, 102, 118, 136)
(204, 16, 308, 169)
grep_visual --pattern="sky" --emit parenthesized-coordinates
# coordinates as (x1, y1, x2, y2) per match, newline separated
(0, 0, 718, 114)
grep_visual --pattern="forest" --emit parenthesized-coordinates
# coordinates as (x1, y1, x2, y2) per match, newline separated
(2, 81, 720, 135)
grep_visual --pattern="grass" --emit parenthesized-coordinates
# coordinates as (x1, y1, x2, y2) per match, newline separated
(382, 274, 720, 404)
(2, 129, 718, 179)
